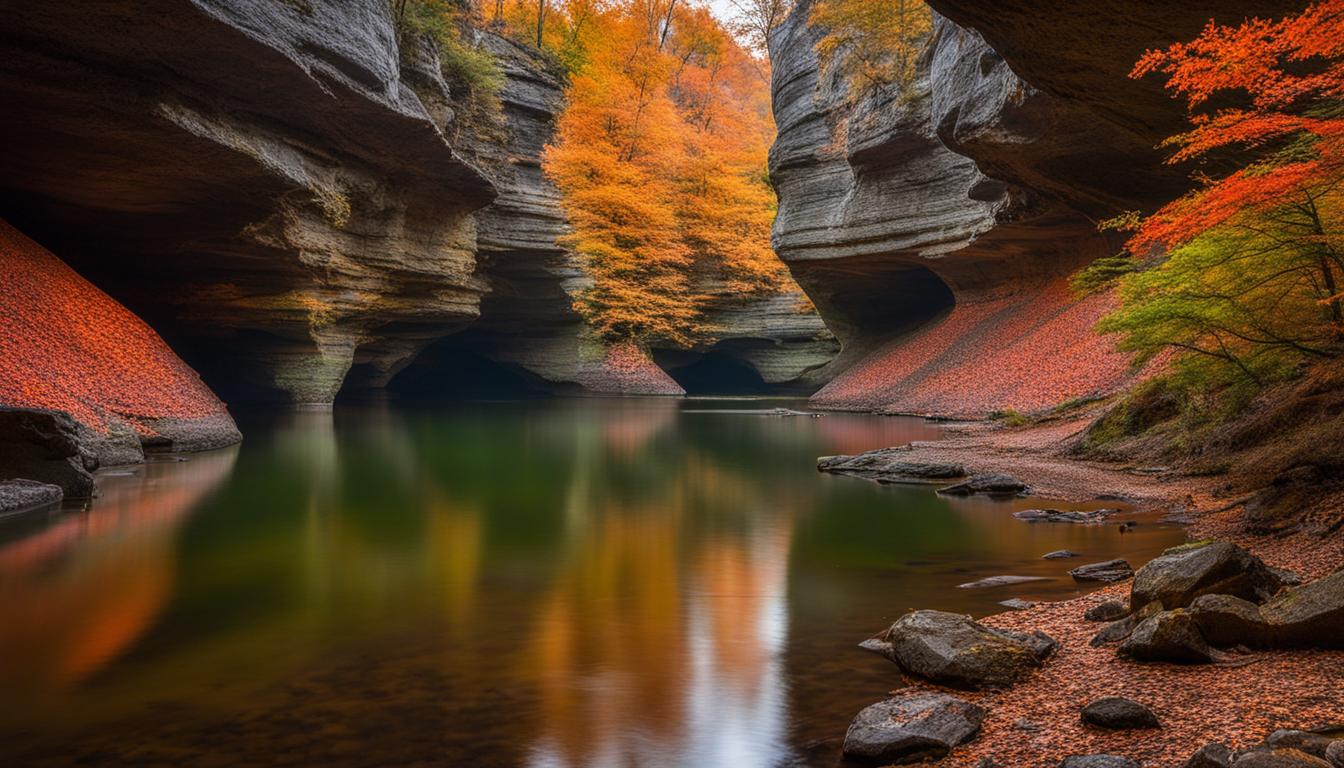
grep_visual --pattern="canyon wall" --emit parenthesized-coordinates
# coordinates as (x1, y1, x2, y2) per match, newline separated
(769, 0, 1303, 416)
(0, 0, 839, 433)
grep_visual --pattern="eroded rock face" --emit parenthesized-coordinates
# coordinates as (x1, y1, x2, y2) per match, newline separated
(768, 1, 1304, 416)
(0, 0, 494, 406)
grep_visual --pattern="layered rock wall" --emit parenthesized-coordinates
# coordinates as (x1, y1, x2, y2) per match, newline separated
(769, 0, 1302, 415)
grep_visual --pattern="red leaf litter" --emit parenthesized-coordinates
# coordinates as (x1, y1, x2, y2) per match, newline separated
(0, 219, 228, 436)
(813, 280, 1136, 416)
(575, 341, 686, 396)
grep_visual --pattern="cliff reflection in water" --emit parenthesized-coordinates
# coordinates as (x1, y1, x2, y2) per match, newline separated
(0, 401, 1182, 767)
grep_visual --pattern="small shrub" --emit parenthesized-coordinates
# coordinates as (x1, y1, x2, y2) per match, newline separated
(393, 0, 503, 114)
(989, 408, 1029, 427)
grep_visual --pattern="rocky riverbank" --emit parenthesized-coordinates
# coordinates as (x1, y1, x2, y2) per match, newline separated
(820, 415, 1344, 767)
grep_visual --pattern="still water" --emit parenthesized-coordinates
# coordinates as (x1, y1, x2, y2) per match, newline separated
(0, 399, 1185, 767)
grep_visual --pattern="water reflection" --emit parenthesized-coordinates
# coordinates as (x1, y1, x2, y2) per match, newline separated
(0, 401, 1183, 767)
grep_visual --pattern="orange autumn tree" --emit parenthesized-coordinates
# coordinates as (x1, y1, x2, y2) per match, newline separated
(1079, 0, 1344, 389)
(541, 0, 785, 348)
(810, 0, 931, 100)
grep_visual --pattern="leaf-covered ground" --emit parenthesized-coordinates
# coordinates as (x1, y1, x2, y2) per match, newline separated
(0, 219, 228, 436)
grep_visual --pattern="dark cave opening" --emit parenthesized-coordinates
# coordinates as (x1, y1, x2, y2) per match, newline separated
(383, 337, 548, 401)
(655, 350, 772, 396)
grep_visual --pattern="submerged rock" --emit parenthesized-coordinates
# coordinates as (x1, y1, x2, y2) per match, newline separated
(817, 449, 966, 483)
(0, 479, 62, 514)
(1131, 541, 1285, 610)
(1070, 559, 1135, 583)
(1119, 609, 1213, 663)
(1044, 550, 1081, 559)
(999, 598, 1037, 611)
(938, 474, 1029, 498)
(841, 692, 985, 765)
(958, 575, 1050, 589)
(861, 609, 1056, 689)
(1080, 697, 1160, 730)
(1015, 508, 1115, 524)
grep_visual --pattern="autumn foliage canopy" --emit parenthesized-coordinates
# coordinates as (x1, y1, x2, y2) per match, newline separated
(516, 0, 786, 347)
(1081, 0, 1344, 388)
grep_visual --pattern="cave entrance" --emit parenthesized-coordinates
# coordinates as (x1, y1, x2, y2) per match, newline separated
(383, 337, 547, 401)
(654, 350, 772, 396)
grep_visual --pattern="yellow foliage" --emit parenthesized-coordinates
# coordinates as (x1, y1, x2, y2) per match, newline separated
(541, 0, 787, 346)
(810, 0, 931, 99)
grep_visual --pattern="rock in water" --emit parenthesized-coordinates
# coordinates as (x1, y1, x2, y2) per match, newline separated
(958, 575, 1050, 589)
(1084, 601, 1130, 622)
(841, 692, 985, 765)
(1080, 697, 1160, 730)
(1044, 550, 1081, 559)
(1118, 609, 1213, 663)
(816, 449, 966, 483)
(1263, 730, 1341, 761)
(0, 479, 62, 513)
(1059, 756, 1142, 768)
(0, 408, 96, 498)
(938, 474, 1029, 498)
(1258, 570, 1344, 647)
(860, 609, 1057, 689)
(999, 598, 1037, 611)
(1014, 508, 1115, 524)
(1131, 541, 1285, 609)
(1070, 559, 1135, 583)
(1182, 743, 1233, 768)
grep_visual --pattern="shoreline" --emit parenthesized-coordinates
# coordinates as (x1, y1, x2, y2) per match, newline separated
(828, 412, 1344, 767)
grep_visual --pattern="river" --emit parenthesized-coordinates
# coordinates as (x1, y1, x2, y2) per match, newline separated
(0, 398, 1186, 767)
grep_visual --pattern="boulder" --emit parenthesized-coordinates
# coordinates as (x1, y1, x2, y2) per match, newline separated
(1189, 594, 1268, 647)
(1262, 731, 1340, 761)
(1044, 550, 1081, 559)
(1085, 601, 1130, 622)
(1119, 609, 1213, 663)
(959, 575, 1050, 589)
(1233, 748, 1333, 767)
(1090, 602, 1161, 647)
(938, 474, 1029, 498)
(1060, 756, 1142, 768)
(0, 407, 96, 498)
(841, 692, 985, 765)
(1131, 541, 1285, 610)
(817, 449, 966, 483)
(1080, 697, 1160, 730)
(861, 610, 1057, 690)
(0, 478, 62, 513)
(1183, 743, 1234, 768)
(1327, 741, 1344, 768)
(1071, 559, 1135, 583)
(1015, 508, 1115, 524)
(1258, 570, 1344, 647)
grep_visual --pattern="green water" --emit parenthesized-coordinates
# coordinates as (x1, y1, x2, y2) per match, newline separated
(0, 399, 1185, 767)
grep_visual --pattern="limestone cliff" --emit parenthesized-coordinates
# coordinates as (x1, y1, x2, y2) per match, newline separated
(0, 0, 494, 407)
(768, 0, 1302, 416)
